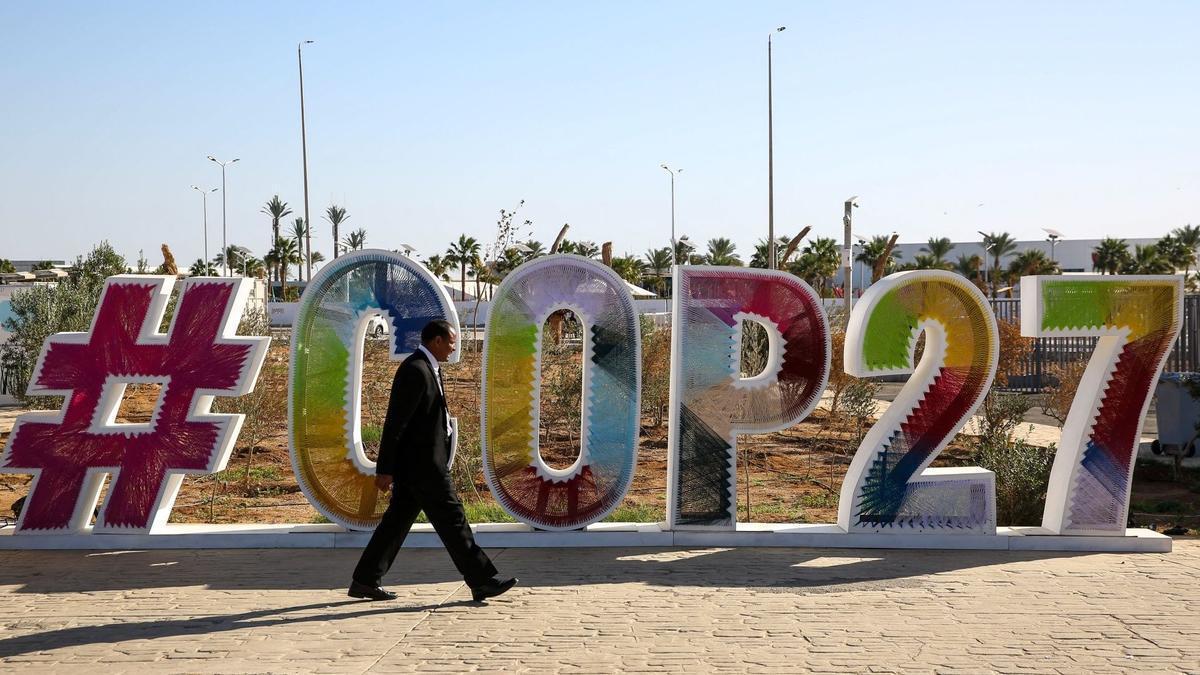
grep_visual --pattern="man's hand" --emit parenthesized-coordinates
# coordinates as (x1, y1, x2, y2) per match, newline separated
(374, 474, 394, 492)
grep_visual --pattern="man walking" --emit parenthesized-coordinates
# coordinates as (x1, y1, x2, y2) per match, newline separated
(350, 320, 517, 603)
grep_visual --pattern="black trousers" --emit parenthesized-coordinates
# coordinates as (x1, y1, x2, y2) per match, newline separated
(353, 469, 497, 588)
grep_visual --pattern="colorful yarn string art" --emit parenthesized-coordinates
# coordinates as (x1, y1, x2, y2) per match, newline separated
(1, 276, 268, 533)
(481, 255, 641, 531)
(289, 249, 460, 530)
(667, 266, 830, 528)
(1021, 275, 1183, 535)
(839, 270, 998, 534)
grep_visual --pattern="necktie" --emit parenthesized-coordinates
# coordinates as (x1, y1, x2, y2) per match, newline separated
(436, 368, 452, 437)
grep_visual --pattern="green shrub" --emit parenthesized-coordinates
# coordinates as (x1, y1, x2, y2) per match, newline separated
(975, 439, 1055, 526)
(842, 378, 880, 443)
(1, 242, 127, 405)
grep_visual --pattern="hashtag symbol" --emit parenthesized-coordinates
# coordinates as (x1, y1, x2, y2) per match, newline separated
(1, 276, 269, 533)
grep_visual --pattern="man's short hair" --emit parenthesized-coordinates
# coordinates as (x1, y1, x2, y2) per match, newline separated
(421, 319, 454, 344)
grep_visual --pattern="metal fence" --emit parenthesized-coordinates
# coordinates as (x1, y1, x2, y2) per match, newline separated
(991, 295, 1200, 392)
(0, 364, 18, 398)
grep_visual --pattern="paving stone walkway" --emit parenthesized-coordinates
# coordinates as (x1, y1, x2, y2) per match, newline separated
(0, 541, 1198, 673)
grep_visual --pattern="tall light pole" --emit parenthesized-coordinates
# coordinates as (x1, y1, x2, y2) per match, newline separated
(843, 197, 859, 317)
(767, 25, 786, 270)
(977, 230, 991, 298)
(853, 234, 868, 297)
(207, 155, 239, 276)
(190, 185, 218, 274)
(298, 39, 315, 280)
(1043, 227, 1063, 265)
(660, 164, 682, 264)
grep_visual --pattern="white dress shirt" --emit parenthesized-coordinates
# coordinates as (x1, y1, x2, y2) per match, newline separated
(417, 344, 453, 437)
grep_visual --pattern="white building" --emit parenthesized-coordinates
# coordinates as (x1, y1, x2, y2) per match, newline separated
(831, 236, 1177, 299)
(890, 237, 1162, 275)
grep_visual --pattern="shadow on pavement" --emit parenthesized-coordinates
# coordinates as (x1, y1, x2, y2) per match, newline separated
(0, 598, 481, 658)
(0, 546, 1092, 656)
(0, 546, 1089, 595)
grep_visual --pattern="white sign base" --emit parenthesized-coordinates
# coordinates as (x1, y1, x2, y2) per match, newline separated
(0, 523, 1170, 552)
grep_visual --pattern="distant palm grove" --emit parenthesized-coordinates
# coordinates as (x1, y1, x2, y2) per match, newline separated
(134, 194, 1199, 301)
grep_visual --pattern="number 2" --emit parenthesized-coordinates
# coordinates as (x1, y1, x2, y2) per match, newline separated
(838, 271, 998, 534)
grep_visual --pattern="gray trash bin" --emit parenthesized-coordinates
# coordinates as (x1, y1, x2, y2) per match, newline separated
(1154, 373, 1200, 457)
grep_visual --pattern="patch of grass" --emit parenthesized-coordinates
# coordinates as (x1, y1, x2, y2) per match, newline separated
(415, 501, 516, 524)
(311, 513, 331, 524)
(603, 502, 663, 522)
(361, 424, 383, 447)
(214, 465, 283, 482)
(798, 493, 837, 509)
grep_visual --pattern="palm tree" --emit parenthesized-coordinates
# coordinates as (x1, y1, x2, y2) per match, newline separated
(953, 253, 985, 290)
(1008, 249, 1059, 278)
(262, 249, 279, 297)
(610, 255, 645, 285)
(855, 235, 902, 283)
(673, 237, 696, 266)
(791, 237, 840, 296)
(1171, 224, 1200, 287)
(909, 253, 942, 270)
(307, 250, 325, 274)
(289, 218, 308, 283)
(750, 236, 790, 268)
(1092, 237, 1131, 274)
(921, 237, 955, 268)
(705, 238, 742, 266)
(261, 196, 292, 287)
(273, 236, 301, 298)
(643, 247, 673, 296)
(214, 245, 251, 275)
(446, 235, 481, 300)
(574, 241, 600, 259)
(469, 255, 488, 300)
(324, 205, 349, 259)
(242, 256, 266, 279)
(522, 240, 546, 258)
(980, 232, 1018, 297)
(424, 254, 452, 281)
(1123, 244, 1171, 274)
(342, 228, 367, 252)
(189, 258, 217, 276)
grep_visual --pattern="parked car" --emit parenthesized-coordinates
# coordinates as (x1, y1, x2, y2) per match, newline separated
(367, 316, 390, 339)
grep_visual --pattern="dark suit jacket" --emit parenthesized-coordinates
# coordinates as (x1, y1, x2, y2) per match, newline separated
(375, 350, 451, 479)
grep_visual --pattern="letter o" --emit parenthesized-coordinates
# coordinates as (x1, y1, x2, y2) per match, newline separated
(289, 249, 459, 530)
(482, 255, 641, 530)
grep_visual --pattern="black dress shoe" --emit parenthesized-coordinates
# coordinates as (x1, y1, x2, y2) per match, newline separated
(471, 577, 518, 602)
(348, 581, 397, 601)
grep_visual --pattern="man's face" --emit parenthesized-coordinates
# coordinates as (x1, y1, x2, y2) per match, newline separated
(428, 330, 458, 362)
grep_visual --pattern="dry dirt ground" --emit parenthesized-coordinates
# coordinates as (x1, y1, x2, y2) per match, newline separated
(1, 339, 1197, 532)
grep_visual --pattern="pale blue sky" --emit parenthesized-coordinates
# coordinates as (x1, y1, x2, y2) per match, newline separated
(1, 2, 1197, 269)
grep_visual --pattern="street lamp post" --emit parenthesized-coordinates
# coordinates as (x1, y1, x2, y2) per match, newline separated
(660, 165, 682, 264)
(1043, 227, 1063, 265)
(298, 40, 315, 280)
(843, 197, 859, 317)
(767, 25, 786, 270)
(207, 155, 240, 276)
(190, 186, 218, 275)
(853, 234, 868, 298)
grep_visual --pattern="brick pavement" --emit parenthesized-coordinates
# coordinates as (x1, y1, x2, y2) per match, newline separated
(0, 541, 1198, 673)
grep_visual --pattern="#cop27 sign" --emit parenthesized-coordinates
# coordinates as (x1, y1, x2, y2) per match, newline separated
(0, 249, 1184, 539)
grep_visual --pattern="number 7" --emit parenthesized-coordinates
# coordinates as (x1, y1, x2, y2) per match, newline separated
(1020, 275, 1183, 535)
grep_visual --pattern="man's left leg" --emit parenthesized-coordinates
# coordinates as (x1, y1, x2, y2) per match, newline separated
(412, 470, 498, 586)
